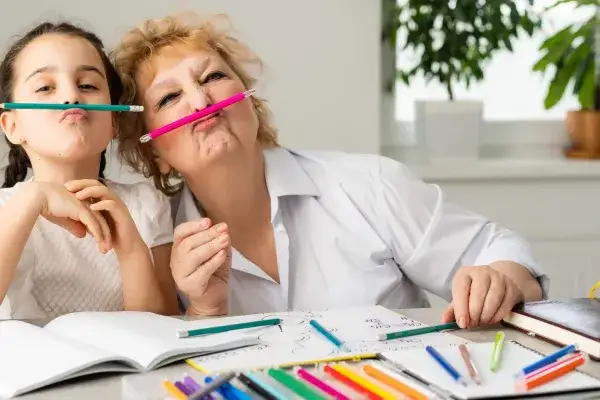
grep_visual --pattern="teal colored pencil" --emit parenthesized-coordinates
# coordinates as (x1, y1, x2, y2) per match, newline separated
(177, 318, 281, 338)
(375, 322, 459, 341)
(0, 102, 143, 112)
(267, 368, 329, 400)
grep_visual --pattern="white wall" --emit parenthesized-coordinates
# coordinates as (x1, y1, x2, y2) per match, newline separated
(0, 0, 381, 184)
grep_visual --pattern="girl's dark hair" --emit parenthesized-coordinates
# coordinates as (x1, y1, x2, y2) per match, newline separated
(1, 22, 124, 188)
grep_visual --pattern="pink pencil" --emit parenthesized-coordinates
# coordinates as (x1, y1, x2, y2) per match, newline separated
(139, 88, 256, 143)
(297, 368, 351, 400)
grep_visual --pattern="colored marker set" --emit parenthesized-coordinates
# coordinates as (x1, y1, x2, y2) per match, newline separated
(163, 372, 242, 400)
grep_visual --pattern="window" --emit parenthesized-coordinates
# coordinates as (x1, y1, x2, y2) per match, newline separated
(394, 0, 595, 122)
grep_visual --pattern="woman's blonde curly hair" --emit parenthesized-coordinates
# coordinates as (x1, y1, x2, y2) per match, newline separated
(110, 13, 278, 196)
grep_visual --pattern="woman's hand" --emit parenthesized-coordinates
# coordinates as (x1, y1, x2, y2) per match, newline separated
(171, 218, 231, 316)
(31, 181, 112, 253)
(441, 265, 524, 328)
(64, 179, 143, 255)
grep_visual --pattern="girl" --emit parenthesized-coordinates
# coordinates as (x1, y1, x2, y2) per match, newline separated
(0, 22, 179, 319)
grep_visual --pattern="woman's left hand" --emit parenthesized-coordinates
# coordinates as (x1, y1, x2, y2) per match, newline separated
(441, 265, 524, 328)
(65, 179, 143, 255)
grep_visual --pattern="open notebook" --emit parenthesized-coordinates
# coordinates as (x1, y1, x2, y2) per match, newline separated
(379, 341, 600, 399)
(0, 311, 260, 399)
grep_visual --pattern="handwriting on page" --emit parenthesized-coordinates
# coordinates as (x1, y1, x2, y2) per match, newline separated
(188, 306, 466, 372)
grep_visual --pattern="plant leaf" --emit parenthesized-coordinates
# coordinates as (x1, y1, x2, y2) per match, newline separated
(577, 54, 595, 109)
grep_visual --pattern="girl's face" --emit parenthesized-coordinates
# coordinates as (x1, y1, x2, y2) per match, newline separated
(137, 44, 259, 176)
(0, 34, 114, 162)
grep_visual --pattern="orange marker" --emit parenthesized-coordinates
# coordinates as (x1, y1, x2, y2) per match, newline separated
(519, 353, 586, 391)
(323, 364, 383, 400)
(162, 379, 188, 400)
(363, 364, 430, 400)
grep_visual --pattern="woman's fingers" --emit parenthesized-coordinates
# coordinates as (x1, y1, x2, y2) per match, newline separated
(182, 250, 228, 289)
(176, 234, 230, 278)
(178, 223, 227, 253)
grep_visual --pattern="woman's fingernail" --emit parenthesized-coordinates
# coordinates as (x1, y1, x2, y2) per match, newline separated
(216, 223, 228, 233)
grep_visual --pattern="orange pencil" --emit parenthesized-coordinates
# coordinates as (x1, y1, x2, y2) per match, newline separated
(323, 365, 383, 400)
(162, 379, 188, 400)
(519, 353, 586, 391)
(363, 364, 430, 400)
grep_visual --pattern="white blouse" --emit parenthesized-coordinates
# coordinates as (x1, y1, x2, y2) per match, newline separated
(172, 147, 548, 315)
(0, 180, 173, 319)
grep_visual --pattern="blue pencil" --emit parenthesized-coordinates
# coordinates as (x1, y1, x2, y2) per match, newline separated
(0, 102, 143, 112)
(516, 344, 578, 378)
(309, 319, 350, 352)
(425, 346, 467, 386)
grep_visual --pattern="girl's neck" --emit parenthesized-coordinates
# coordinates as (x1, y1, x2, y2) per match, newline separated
(29, 154, 102, 183)
(185, 145, 271, 229)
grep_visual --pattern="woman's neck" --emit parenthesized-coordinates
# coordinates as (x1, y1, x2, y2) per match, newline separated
(185, 146, 271, 229)
(29, 154, 102, 183)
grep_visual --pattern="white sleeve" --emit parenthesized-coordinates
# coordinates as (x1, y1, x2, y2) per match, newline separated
(128, 182, 174, 248)
(376, 156, 549, 302)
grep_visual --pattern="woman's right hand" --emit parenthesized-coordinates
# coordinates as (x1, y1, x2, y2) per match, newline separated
(171, 218, 231, 316)
(25, 181, 112, 253)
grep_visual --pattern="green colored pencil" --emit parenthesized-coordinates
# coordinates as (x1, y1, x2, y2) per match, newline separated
(0, 102, 143, 112)
(267, 368, 328, 400)
(375, 322, 460, 341)
(177, 317, 281, 338)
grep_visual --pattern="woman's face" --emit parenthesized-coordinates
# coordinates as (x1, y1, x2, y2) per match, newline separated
(137, 44, 259, 176)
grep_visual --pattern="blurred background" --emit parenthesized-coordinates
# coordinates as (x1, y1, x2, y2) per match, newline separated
(0, 0, 598, 308)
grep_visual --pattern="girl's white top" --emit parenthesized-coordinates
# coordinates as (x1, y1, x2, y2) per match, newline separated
(0, 180, 173, 319)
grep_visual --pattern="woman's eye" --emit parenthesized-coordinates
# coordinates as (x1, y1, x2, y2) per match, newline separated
(35, 85, 52, 93)
(204, 71, 226, 83)
(157, 92, 181, 108)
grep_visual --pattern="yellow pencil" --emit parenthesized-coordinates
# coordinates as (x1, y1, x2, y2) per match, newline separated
(277, 353, 378, 368)
(331, 363, 397, 400)
(162, 380, 187, 400)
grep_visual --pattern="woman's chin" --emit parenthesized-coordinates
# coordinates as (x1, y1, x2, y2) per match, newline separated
(199, 134, 235, 161)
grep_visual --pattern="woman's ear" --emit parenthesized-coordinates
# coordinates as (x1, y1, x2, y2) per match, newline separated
(0, 111, 21, 144)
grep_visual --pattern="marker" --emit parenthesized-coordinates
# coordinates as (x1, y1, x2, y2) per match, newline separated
(297, 368, 351, 400)
(375, 322, 460, 341)
(187, 372, 236, 400)
(177, 317, 281, 338)
(0, 102, 143, 112)
(490, 331, 505, 372)
(162, 380, 187, 400)
(516, 344, 578, 378)
(268, 368, 329, 400)
(517, 353, 586, 391)
(309, 319, 350, 352)
(205, 375, 251, 400)
(323, 364, 384, 400)
(459, 344, 481, 385)
(140, 89, 256, 142)
(425, 346, 467, 386)
(238, 372, 286, 400)
(277, 353, 377, 368)
(363, 363, 430, 400)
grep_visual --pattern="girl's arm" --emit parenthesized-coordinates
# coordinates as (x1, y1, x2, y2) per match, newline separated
(0, 184, 43, 300)
(0, 182, 108, 303)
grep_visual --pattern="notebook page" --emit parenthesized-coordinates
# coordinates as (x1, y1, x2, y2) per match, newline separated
(380, 341, 600, 399)
(44, 311, 259, 370)
(188, 305, 467, 372)
(0, 320, 123, 399)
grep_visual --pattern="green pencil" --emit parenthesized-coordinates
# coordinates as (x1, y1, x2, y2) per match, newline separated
(177, 317, 281, 338)
(267, 368, 328, 400)
(0, 102, 143, 112)
(375, 322, 460, 341)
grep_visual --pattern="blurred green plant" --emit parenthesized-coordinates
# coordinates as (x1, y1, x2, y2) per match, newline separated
(532, 0, 599, 110)
(381, 0, 540, 100)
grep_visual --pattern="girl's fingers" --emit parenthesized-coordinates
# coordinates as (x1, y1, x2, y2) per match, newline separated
(91, 209, 112, 252)
(73, 204, 105, 246)
(75, 185, 109, 201)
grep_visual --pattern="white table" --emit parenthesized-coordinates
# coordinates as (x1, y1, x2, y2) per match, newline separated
(15, 308, 600, 399)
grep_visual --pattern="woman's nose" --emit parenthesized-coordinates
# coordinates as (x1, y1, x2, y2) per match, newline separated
(189, 87, 211, 111)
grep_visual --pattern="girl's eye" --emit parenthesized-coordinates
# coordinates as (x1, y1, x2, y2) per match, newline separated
(35, 85, 52, 93)
(204, 71, 226, 83)
(79, 84, 98, 90)
(157, 92, 181, 109)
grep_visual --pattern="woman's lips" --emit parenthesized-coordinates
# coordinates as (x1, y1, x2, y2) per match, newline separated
(192, 111, 222, 132)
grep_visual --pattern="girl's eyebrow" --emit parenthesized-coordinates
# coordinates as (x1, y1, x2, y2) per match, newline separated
(24, 64, 105, 82)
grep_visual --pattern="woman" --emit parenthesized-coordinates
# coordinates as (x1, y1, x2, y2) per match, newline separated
(111, 13, 546, 328)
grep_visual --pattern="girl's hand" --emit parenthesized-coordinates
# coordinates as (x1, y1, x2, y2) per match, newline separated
(171, 218, 231, 316)
(64, 179, 143, 255)
(28, 181, 112, 253)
